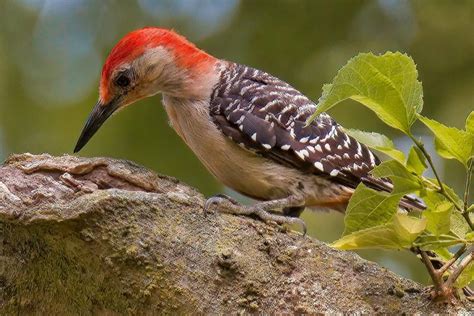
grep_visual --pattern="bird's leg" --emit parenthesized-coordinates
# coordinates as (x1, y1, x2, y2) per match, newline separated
(204, 194, 307, 235)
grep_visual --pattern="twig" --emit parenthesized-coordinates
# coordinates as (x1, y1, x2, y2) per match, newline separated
(421, 178, 463, 212)
(410, 136, 445, 194)
(438, 245, 467, 275)
(445, 246, 474, 288)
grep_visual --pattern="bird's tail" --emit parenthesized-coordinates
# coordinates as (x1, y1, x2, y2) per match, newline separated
(361, 176, 426, 210)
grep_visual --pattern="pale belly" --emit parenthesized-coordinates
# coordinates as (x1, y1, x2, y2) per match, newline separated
(162, 96, 351, 205)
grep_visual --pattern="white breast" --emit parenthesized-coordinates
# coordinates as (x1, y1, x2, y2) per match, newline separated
(161, 95, 355, 207)
(162, 95, 308, 200)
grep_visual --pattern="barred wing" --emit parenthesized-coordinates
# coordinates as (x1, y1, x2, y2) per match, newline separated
(210, 63, 381, 190)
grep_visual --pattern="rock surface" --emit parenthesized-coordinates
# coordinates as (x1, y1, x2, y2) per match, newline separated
(0, 153, 470, 314)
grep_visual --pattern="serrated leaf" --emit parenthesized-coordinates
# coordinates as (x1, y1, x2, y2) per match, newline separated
(343, 184, 403, 236)
(466, 111, 474, 135)
(406, 146, 427, 175)
(394, 213, 427, 240)
(421, 189, 468, 239)
(467, 111, 474, 158)
(334, 214, 426, 250)
(450, 211, 471, 238)
(455, 261, 474, 288)
(308, 52, 423, 134)
(370, 160, 422, 194)
(343, 128, 405, 162)
(321, 83, 332, 97)
(424, 202, 452, 236)
(418, 115, 473, 167)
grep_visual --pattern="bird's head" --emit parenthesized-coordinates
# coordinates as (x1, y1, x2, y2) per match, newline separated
(74, 27, 216, 152)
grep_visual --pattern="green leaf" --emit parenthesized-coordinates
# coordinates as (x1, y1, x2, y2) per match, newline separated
(418, 115, 474, 167)
(455, 261, 474, 288)
(343, 184, 403, 236)
(450, 211, 471, 239)
(466, 111, 474, 135)
(434, 248, 453, 261)
(343, 128, 406, 162)
(333, 214, 426, 250)
(370, 160, 422, 194)
(421, 189, 467, 238)
(406, 146, 427, 175)
(413, 234, 464, 250)
(422, 191, 452, 236)
(424, 202, 452, 236)
(422, 189, 446, 209)
(333, 224, 402, 250)
(468, 111, 474, 158)
(437, 181, 464, 209)
(394, 213, 427, 242)
(468, 205, 474, 213)
(465, 232, 474, 241)
(308, 52, 423, 134)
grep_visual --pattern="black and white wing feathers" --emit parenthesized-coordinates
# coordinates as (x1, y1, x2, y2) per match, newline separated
(210, 63, 382, 190)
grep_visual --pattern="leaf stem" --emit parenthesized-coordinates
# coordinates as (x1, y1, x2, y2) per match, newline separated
(463, 214, 474, 232)
(409, 135, 445, 193)
(462, 160, 474, 231)
(408, 134, 444, 186)
(421, 178, 463, 210)
(463, 159, 473, 214)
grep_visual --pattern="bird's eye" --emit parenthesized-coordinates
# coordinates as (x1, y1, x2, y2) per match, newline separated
(115, 73, 131, 88)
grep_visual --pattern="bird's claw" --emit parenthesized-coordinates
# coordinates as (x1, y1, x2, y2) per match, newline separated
(204, 194, 239, 215)
(258, 211, 306, 236)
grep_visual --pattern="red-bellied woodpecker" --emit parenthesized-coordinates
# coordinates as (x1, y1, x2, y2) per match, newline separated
(74, 27, 424, 233)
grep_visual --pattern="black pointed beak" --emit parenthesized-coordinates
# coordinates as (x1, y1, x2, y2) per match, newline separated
(74, 99, 119, 153)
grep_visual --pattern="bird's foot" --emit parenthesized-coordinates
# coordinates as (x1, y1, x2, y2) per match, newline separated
(204, 194, 239, 214)
(204, 194, 307, 236)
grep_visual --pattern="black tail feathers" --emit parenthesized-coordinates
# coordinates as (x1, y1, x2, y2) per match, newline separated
(361, 176, 426, 211)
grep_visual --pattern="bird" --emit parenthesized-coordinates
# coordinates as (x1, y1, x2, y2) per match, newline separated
(74, 27, 424, 233)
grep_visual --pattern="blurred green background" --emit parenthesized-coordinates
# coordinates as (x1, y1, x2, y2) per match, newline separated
(0, 0, 472, 284)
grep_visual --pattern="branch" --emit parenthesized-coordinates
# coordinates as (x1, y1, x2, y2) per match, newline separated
(438, 245, 467, 276)
(446, 246, 474, 289)
(419, 250, 444, 291)
(0, 154, 471, 314)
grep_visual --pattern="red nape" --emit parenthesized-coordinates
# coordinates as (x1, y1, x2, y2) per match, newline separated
(100, 27, 214, 102)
